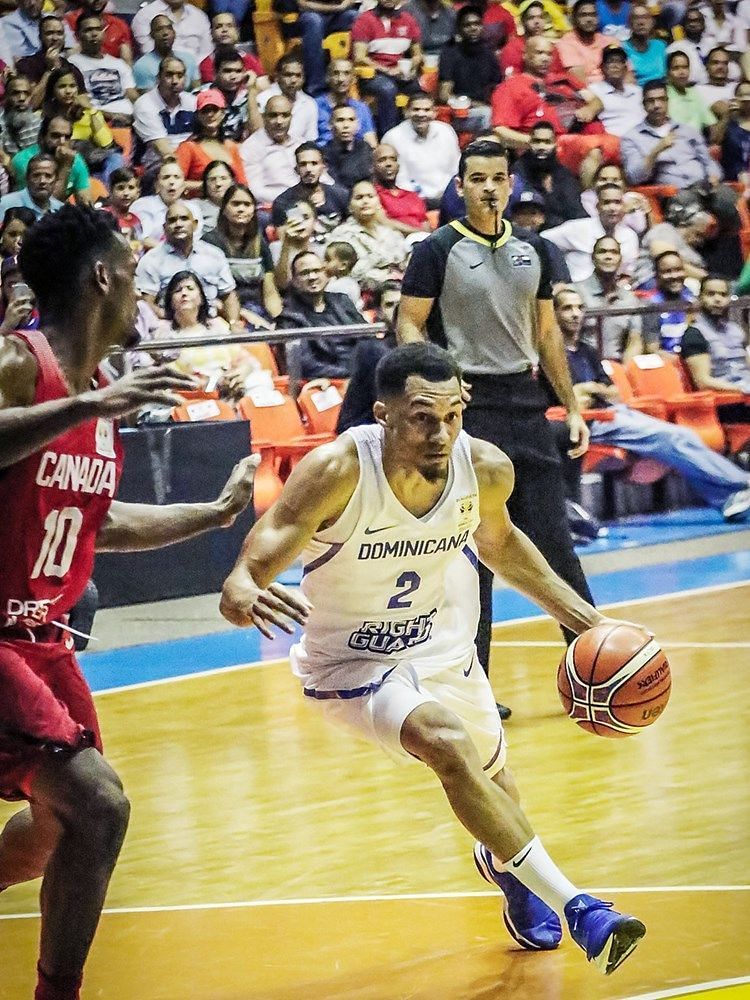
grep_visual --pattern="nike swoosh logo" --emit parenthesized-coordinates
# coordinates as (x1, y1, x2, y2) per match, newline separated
(470, 260, 484, 269)
(364, 524, 398, 535)
(463, 660, 473, 677)
(511, 846, 533, 868)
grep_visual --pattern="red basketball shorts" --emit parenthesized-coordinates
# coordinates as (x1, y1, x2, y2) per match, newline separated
(0, 639, 103, 802)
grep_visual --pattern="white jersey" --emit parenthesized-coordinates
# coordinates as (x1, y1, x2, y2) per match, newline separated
(290, 425, 481, 693)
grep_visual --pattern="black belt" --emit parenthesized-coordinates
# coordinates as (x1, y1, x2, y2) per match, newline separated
(0, 623, 66, 643)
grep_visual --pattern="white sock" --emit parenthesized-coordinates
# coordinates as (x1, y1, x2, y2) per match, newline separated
(492, 836, 581, 917)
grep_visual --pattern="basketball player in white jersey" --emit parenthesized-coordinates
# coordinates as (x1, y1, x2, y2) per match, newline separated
(221, 342, 646, 975)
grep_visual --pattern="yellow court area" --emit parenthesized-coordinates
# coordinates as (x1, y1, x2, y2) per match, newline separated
(1, 586, 750, 999)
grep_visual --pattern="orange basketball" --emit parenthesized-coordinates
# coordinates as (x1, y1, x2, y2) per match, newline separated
(557, 623, 671, 738)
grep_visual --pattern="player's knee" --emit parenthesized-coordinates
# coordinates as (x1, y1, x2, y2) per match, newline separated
(64, 774, 130, 848)
(411, 717, 476, 779)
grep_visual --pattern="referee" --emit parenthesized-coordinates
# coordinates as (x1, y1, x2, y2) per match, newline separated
(397, 138, 594, 677)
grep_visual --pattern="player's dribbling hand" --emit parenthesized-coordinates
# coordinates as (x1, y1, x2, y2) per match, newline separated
(81, 365, 198, 418)
(213, 454, 261, 527)
(593, 615, 655, 638)
(220, 574, 312, 638)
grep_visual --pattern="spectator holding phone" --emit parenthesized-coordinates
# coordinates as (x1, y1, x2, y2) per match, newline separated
(0, 255, 39, 332)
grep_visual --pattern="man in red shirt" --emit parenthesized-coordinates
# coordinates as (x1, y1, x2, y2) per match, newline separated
(0, 206, 258, 1000)
(198, 12, 265, 85)
(66, 0, 133, 64)
(499, 0, 546, 77)
(352, 0, 424, 134)
(373, 141, 430, 234)
(491, 35, 620, 170)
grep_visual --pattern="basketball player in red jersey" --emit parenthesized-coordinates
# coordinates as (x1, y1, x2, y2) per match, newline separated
(0, 205, 258, 1000)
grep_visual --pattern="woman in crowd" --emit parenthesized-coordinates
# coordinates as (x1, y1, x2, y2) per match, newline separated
(0, 206, 36, 258)
(175, 90, 247, 196)
(156, 270, 261, 392)
(327, 181, 409, 291)
(196, 160, 236, 230)
(0, 255, 39, 333)
(43, 66, 124, 183)
(203, 183, 281, 329)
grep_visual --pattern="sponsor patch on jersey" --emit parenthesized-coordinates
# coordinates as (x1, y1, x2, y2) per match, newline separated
(347, 609, 437, 655)
(95, 418, 116, 459)
(510, 253, 533, 267)
(455, 494, 477, 531)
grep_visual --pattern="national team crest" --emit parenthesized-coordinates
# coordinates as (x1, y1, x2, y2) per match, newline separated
(95, 418, 116, 459)
(456, 494, 477, 530)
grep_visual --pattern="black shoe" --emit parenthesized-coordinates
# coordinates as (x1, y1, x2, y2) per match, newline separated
(496, 703, 512, 720)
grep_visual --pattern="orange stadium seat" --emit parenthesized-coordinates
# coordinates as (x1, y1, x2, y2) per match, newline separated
(625, 354, 726, 452)
(296, 380, 345, 436)
(237, 388, 333, 478)
(170, 398, 237, 422)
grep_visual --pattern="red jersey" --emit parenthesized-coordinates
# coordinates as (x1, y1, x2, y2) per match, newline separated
(351, 9, 421, 69)
(65, 9, 133, 59)
(0, 331, 122, 630)
(199, 50, 263, 84)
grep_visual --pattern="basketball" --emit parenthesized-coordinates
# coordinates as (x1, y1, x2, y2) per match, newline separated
(557, 623, 671, 738)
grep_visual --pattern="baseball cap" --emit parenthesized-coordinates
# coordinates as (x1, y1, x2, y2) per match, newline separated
(601, 43, 627, 65)
(196, 88, 227, 111)
(513, 190, 545, 209)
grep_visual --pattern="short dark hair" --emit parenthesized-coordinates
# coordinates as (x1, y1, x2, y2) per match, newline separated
(592, 233, 621, 254)
(40, 114, 70, 140)
(572, 0, 597, 13)
(158, 55, 186, 76)
(214, 45, 244, 72)
(667, 49, 690, 69)
(295, 140, 322, 160)
(109, 166, 137, 187)
(530, 119, 556, 135)
(457, 4, 483, 26)
(642, 77, 668, 99)
(0, 206, 37, 234)
(290, 249, 321, 277)
(371, 277, 401, 309)
(324, 240, 358, 269)
(705, 45, 730, 62)
(26, 152, 57, 174)
(76, 11, 102, 33)
(18, 204, 121, 318)
(164, 270, 210, 324)
(458, 139, 509, 179)
(275, 51, 304, 73)
(700, 273, 730, 293)
(592, 161, 623, 184)
(654, 249, 683, 271)
(407, 90, 432, 107)
(375, 342, 462, 399)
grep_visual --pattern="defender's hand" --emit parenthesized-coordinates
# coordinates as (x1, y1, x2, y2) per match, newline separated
(80, 365, 197, 419)
(214, 454, 260, 527)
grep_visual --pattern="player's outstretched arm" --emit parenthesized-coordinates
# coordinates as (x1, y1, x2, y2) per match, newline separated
(0, 343, 195, 469)
(220, 438, 360, 638)
(96, 455, 260, 552)
(470, 438, 603, 636)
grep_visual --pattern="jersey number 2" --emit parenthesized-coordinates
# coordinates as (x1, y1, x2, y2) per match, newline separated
(31, 507, 84, 580)
(387, 571, 422, 610)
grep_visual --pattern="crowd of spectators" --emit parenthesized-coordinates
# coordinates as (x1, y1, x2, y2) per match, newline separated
(0, 0, 748, 422)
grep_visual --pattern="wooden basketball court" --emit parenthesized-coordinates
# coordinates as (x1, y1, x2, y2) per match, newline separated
(1, 584, 749, 999)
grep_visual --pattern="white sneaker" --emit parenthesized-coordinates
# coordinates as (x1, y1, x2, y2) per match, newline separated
(722, 486, 750, 521)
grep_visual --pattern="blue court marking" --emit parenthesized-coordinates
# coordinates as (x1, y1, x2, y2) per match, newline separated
(585, 507, 750, 555)
(80, 549, 750, 694)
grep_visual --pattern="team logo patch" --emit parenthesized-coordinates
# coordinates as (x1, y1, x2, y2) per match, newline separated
(511, 254, 532, 267)
(456, 494, 477, 531)
(95, 418, 116, 458)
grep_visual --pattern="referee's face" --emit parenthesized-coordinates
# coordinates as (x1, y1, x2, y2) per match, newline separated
(381, 377, 463, 482)
(457, 154, 511, 226)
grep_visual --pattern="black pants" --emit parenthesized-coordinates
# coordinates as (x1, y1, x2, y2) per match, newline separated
(461, 371, 594, 673)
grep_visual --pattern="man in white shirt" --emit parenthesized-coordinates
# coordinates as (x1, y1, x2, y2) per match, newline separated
(588, 45, 644, 137)
(133, 55, 196, 170)
(70, 13, 138, 122)
(241, 95, 301, 204)
(695, 45, 735, 113)
(542, 183, 639, 281)
(136, 200, 238, 319)
(256, 51, 317, 142)
(381, 92, 460, 207)
(131, 158, 202, 241)
(131, 0, 212, 62)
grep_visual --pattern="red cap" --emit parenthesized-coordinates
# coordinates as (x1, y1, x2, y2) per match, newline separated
(196, 88, 227, 110)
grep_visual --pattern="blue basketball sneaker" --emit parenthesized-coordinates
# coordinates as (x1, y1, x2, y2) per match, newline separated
(564, 894, 646, 975)
(473, 843, 562, 951)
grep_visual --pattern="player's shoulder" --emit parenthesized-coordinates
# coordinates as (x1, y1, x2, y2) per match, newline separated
(467, 435, 514, 494)
(295, 433, 361, 494)
(0, 334, 38, 409)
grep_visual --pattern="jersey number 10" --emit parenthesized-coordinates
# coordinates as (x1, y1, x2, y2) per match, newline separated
(31, 507, 84, 580)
